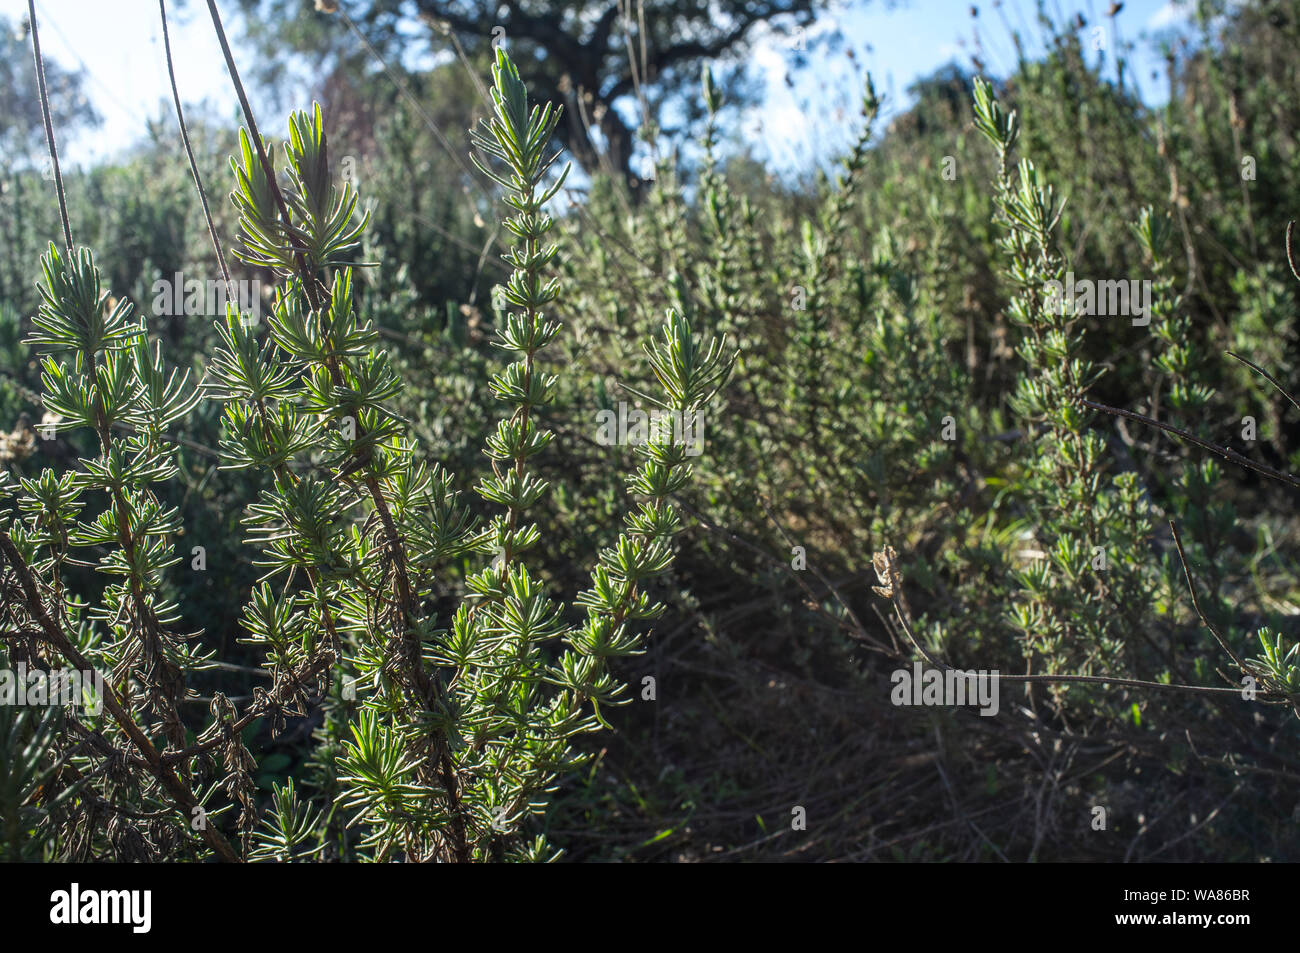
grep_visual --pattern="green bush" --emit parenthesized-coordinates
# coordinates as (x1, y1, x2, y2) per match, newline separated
(7, 0, 1300, 863)
(0, 48, 731, 862)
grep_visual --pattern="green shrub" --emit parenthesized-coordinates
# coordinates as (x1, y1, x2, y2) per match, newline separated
(0, 48, 732, 862)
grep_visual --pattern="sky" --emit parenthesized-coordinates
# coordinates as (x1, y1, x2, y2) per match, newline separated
(0, 0, 1202, 174)
(744, 0, 1199, 171)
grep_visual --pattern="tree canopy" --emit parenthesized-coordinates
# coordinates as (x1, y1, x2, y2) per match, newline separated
(234, 0, 836, 188)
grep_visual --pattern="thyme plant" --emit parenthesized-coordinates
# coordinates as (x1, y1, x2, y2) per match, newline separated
(0, 48, 732, 863)
(970, 78, 1158, 694)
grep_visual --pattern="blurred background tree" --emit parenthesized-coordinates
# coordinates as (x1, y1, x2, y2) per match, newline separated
(233, 0, 841, 192)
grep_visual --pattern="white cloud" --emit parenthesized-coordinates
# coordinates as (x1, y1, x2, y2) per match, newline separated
(935, 41, 963, 62)
(1147, 1, 1192, 30)
(743, 26, 816, 156)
